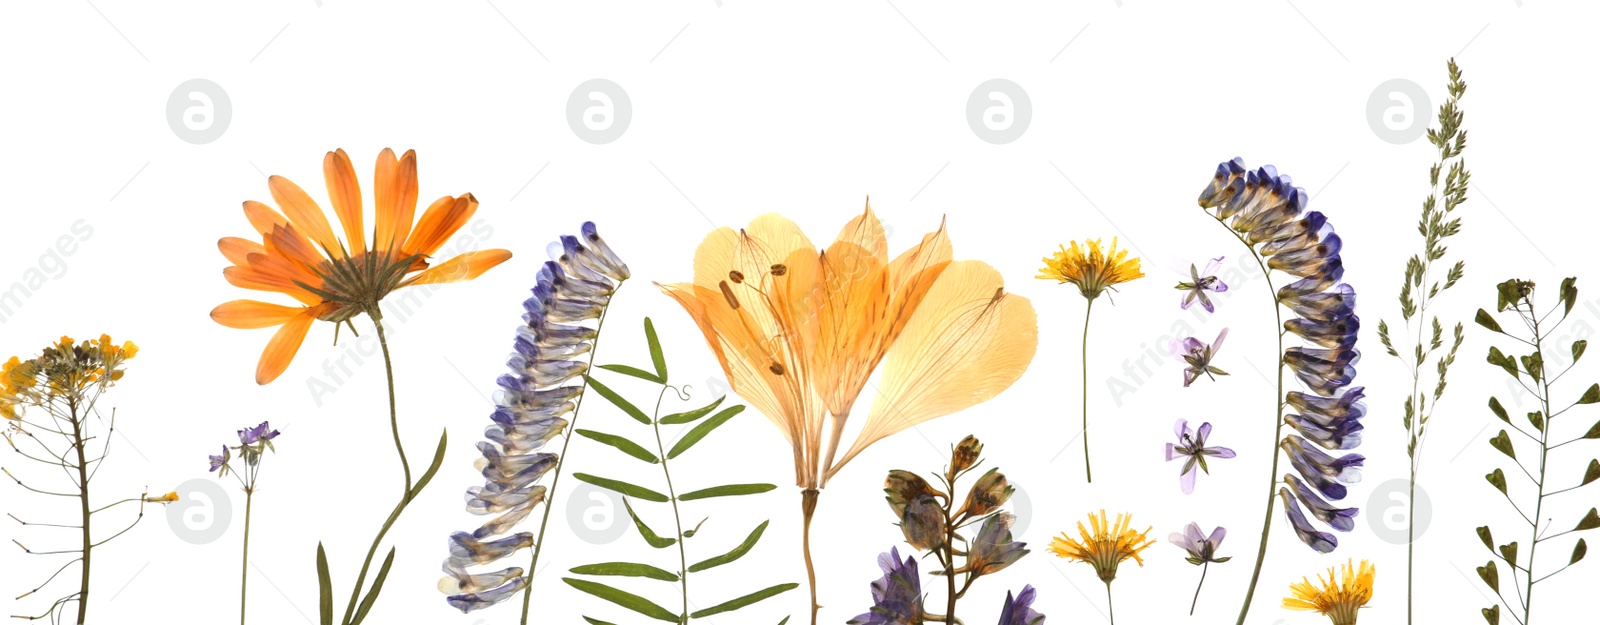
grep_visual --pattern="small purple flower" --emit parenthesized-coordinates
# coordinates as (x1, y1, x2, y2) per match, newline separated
(848, 548, 924, 625)
(208, 445, 231, 473)
(996, 585, 1044, 625)
(1176, 257, 1229, 312)
(966, 512, 1028, 576)
(1165, 419, 1236, 494)
(1168, 522, 1229, 565)
(1171, 329, 1230, 387)
(237, 421, 280, 445)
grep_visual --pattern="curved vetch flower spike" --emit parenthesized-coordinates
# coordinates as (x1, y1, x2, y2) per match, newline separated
(1176, 257, 1229, 312)
(1196, 158, 1365, 554)
(210, 148, 512, 384)
(1171, 329, 1230, 387)
(996, 585, 1045, 625)
(847, 547, 925, 625)
(439, 222, 627, 613)
(1165, 419, 1236, 494)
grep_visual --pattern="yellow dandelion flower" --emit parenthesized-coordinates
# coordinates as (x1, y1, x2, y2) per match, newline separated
(1049, 510, 1154, 624)
(1283, 559, 1374, 625)
(1037, 237, 1144, 300)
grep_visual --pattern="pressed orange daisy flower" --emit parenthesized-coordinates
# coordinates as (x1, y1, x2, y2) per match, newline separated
(1049, 510, 1154, 624)
(1283, 559, 1375, 625)
(210, 148, 512, 384)
(1037, 237, 1144, 484)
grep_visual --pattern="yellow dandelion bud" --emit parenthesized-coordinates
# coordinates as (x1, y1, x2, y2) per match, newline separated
(146, 492, 179, 504)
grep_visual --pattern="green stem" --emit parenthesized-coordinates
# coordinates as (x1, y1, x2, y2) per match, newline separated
(71, 397, 91, 625)
(339, 313, 415, 625)
(1228, 231, 1284, 625)
(1407, 473, 1415, 625)
(1191, 562, 1208, 616)
(648, 386, 689, 622)
(241, 488, 253, 625)
(1082, 297, 1095, 483)
(519, 280, 624, 624)
(1523, 307, 1551, 625)
(1106, 581, 1116, 625)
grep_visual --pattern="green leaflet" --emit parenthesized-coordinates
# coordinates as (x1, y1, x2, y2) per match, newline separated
(644, 317, 668, 381)
(316, 543, 333, 625)
(669, 405, 745, 459)
(678, 483, 777, 501)
(688, 521, 769, 572)
(350, 548, 395, 625)
(689, 583, 799, 618)
(563, 578, 681, 622)
(583, 617, 620, 625)
(597, 363, 663, 384)
(576, 428, 660, 464)
(574, 473, 670, 502)
(660, 395, 727, 425)
(624, 498, 677, 549)
(586, 375, 652, 424)
(570, 562, 680, 582)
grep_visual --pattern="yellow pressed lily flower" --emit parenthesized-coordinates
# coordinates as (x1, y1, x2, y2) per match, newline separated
(1049, 510, 1154, 625)
(1283, 559, 1375, 625)
(210, 148, 512, 384)
(660, 204, 1037, 625)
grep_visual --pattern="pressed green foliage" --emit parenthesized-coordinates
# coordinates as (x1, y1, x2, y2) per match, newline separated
(1485, 469, 1507, 495)
(1488, 431, 1516, 459)
(1573, 539, 1589, 565)
(350, 548, 395, 625)
(574, 473, 670, 502)
(689, 584, 800, 618)
(577, 429, 660, 464)
(1583, 460, 1600, 486)
(563, 578, 681, 622)
(570, 317, 790, 623)
(1489, 397, 1509, 423)
(668, 406, 745, 459)
(570, 562, 680, 582)
(1476, 561, 1498, 592)
(678, 483, 777, 501)
(317, 543, 334, 625)
(688, 521, 769, 572)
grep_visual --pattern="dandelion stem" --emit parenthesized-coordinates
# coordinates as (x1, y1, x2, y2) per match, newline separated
(519, 280, 623, 625)
(1082, 297, 1094, 483)
(1190, 561, 1208, 615)
(1222, 226, 1283, 625)
(1105, 581, 1116, 625)
(241, 488, 253, 625)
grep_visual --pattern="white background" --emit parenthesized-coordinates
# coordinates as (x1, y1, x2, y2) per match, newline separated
(2, 1, 1598, 624)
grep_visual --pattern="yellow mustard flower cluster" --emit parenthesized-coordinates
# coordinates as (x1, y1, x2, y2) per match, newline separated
(0, 334, 138, 421)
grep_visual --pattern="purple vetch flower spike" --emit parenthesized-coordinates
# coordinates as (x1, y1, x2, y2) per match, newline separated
(442, 223, 629, 613)
(1176, 257, 1229, 313)
(1171, 329, 1230, 387)
(996, 585, 1045, 625)
(1165, 419, 1236, 494)
(847, 548, 925, 625)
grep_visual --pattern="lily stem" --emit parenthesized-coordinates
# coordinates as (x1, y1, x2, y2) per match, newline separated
(1082, 297, 1095, 483)
(519, 281, 623, 625)
(802, 488, 821, 625)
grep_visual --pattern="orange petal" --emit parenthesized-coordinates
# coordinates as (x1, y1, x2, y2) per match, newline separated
(243, 200, 287, 239)
(219, 237, 267, 266)
(831, 260, 1037, 476)
(322, 149, 365, 256)
(373, 149, 418, 253)
(211, 300, 305, 329)
(402, 249, 511, 287)
(223, 266, 321, 306)
(404, 194, 478, 258)
(255, 307, 318, 384)
(268, 175, 344, 257)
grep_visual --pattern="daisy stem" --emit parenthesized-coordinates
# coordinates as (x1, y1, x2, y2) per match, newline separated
(519, 281, 623, 625)
(1190, 561, 1208, 615)
(1226, 236, 1283, 625)
(339, 314, 414, 625)
(1082, 297, 1094, 483)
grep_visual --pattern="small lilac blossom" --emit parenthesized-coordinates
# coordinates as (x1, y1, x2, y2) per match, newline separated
(1176, 257, 1229, 312)
(1165, 419, 1235, 494)
(1171, 328, 1230, 387)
